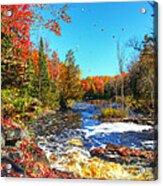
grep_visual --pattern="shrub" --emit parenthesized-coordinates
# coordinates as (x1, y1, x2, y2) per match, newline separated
(125, 96, 147, 114)
(2, 89, 43, 123)
(101, 108, 127, 118)
(44, 90, 60, 110)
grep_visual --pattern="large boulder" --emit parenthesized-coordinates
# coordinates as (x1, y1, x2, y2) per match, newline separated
(5, 128, 23, 146)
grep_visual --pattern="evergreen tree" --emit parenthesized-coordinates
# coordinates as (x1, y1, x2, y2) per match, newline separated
(28, 58, 39, 98)
(38, 37, 50, 104)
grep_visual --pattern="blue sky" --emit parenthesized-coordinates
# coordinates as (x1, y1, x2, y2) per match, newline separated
(30, 1, 153, 78)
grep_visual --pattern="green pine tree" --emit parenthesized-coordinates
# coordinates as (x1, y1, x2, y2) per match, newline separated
(38, 37, 50, 104)
(28, 59, 39, 98)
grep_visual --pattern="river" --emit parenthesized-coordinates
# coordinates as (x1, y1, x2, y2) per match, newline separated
(36, 102, 156, 179)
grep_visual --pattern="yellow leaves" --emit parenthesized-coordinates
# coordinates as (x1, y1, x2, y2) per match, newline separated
(76, 71, 82, 79)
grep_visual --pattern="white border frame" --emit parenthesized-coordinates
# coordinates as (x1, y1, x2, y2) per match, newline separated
(0, 0, 162, 186)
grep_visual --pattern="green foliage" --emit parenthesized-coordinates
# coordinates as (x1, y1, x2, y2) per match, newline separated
(67, 99, 76, 109)
(101, 108, 127, 118)
(28, 37, 51, 106)
(2, 89, 43, 123)
(125, 96, 147, 114)
(38, 37, 50, 103)
(45, 90, 60, 110)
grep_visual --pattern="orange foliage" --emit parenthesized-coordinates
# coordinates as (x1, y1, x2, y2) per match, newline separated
(122, 72, 127, 78)
(31, 48, 39, 75)
(92, 76, 104, 94)
(81, 80, 91, 92)
(82, 73, 127, 95)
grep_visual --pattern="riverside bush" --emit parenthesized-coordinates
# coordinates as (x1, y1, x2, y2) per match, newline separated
(2, 89, 43, 123)
(101, 108, 127, 118)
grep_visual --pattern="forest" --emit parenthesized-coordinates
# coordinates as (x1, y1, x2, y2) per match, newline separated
(1, 3, 158, 180)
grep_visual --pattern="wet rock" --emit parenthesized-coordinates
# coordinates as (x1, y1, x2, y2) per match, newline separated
(90, 143, 157, 167)
(33, 110, 81, 137)
(100, 116, 156, 126)
(2, 156, 24, 172)
(5, 128, 22, 146)
(1, 154, 25, 177)
(1, 133, 5, 148)
(92, 114, 100, 120)
(48, 147, 154, 180)
(1, 125, 5, 142)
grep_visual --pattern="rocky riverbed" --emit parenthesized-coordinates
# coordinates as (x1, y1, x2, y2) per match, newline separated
(33, 102, 157, 180)
(1, 102, 157, 179)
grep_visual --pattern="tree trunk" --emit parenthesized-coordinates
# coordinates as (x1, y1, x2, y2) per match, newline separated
(38, 77, 41, 101)
(59, 93, 68, 111)
(121, 75, 124, 111)
(115, 80, 118, 104)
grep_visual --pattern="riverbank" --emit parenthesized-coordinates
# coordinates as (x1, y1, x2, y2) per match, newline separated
(1, 102, 157, 180)
(1, 112, 80, 178)
(36, 103, 157, 180)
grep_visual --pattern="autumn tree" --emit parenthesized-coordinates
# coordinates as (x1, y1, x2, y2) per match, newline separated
(57, 50, 83, 110)
(1, 5, 34, 89)
(47, 51, 60, 93)
(1, 3, 71, 88)
(28, 48, 40, 97)
(139, 35, 156, 111)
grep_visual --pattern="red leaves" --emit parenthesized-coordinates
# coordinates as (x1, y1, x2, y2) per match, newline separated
(60, 14, 71, 23)
(47, 61, 59, 82)
(47, 51, 60, 82)
(44, 21, 61, 36)
(60, 4, 71, 23)
(50, 22, 61, 36)
(1, 119, 78, 178)
(91, 143, 156, 165)
(16, 137, 76, 178)
(40, 4, 71, 35)
(1, 5, 34, 63)
(22, 4, 30, 11)
(115, 75, 120, 79)
(10, 172, 23, 177)
(19, 138, 30, 151)
(2, 118, 12, 126)
(1, 117, 24, 130)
